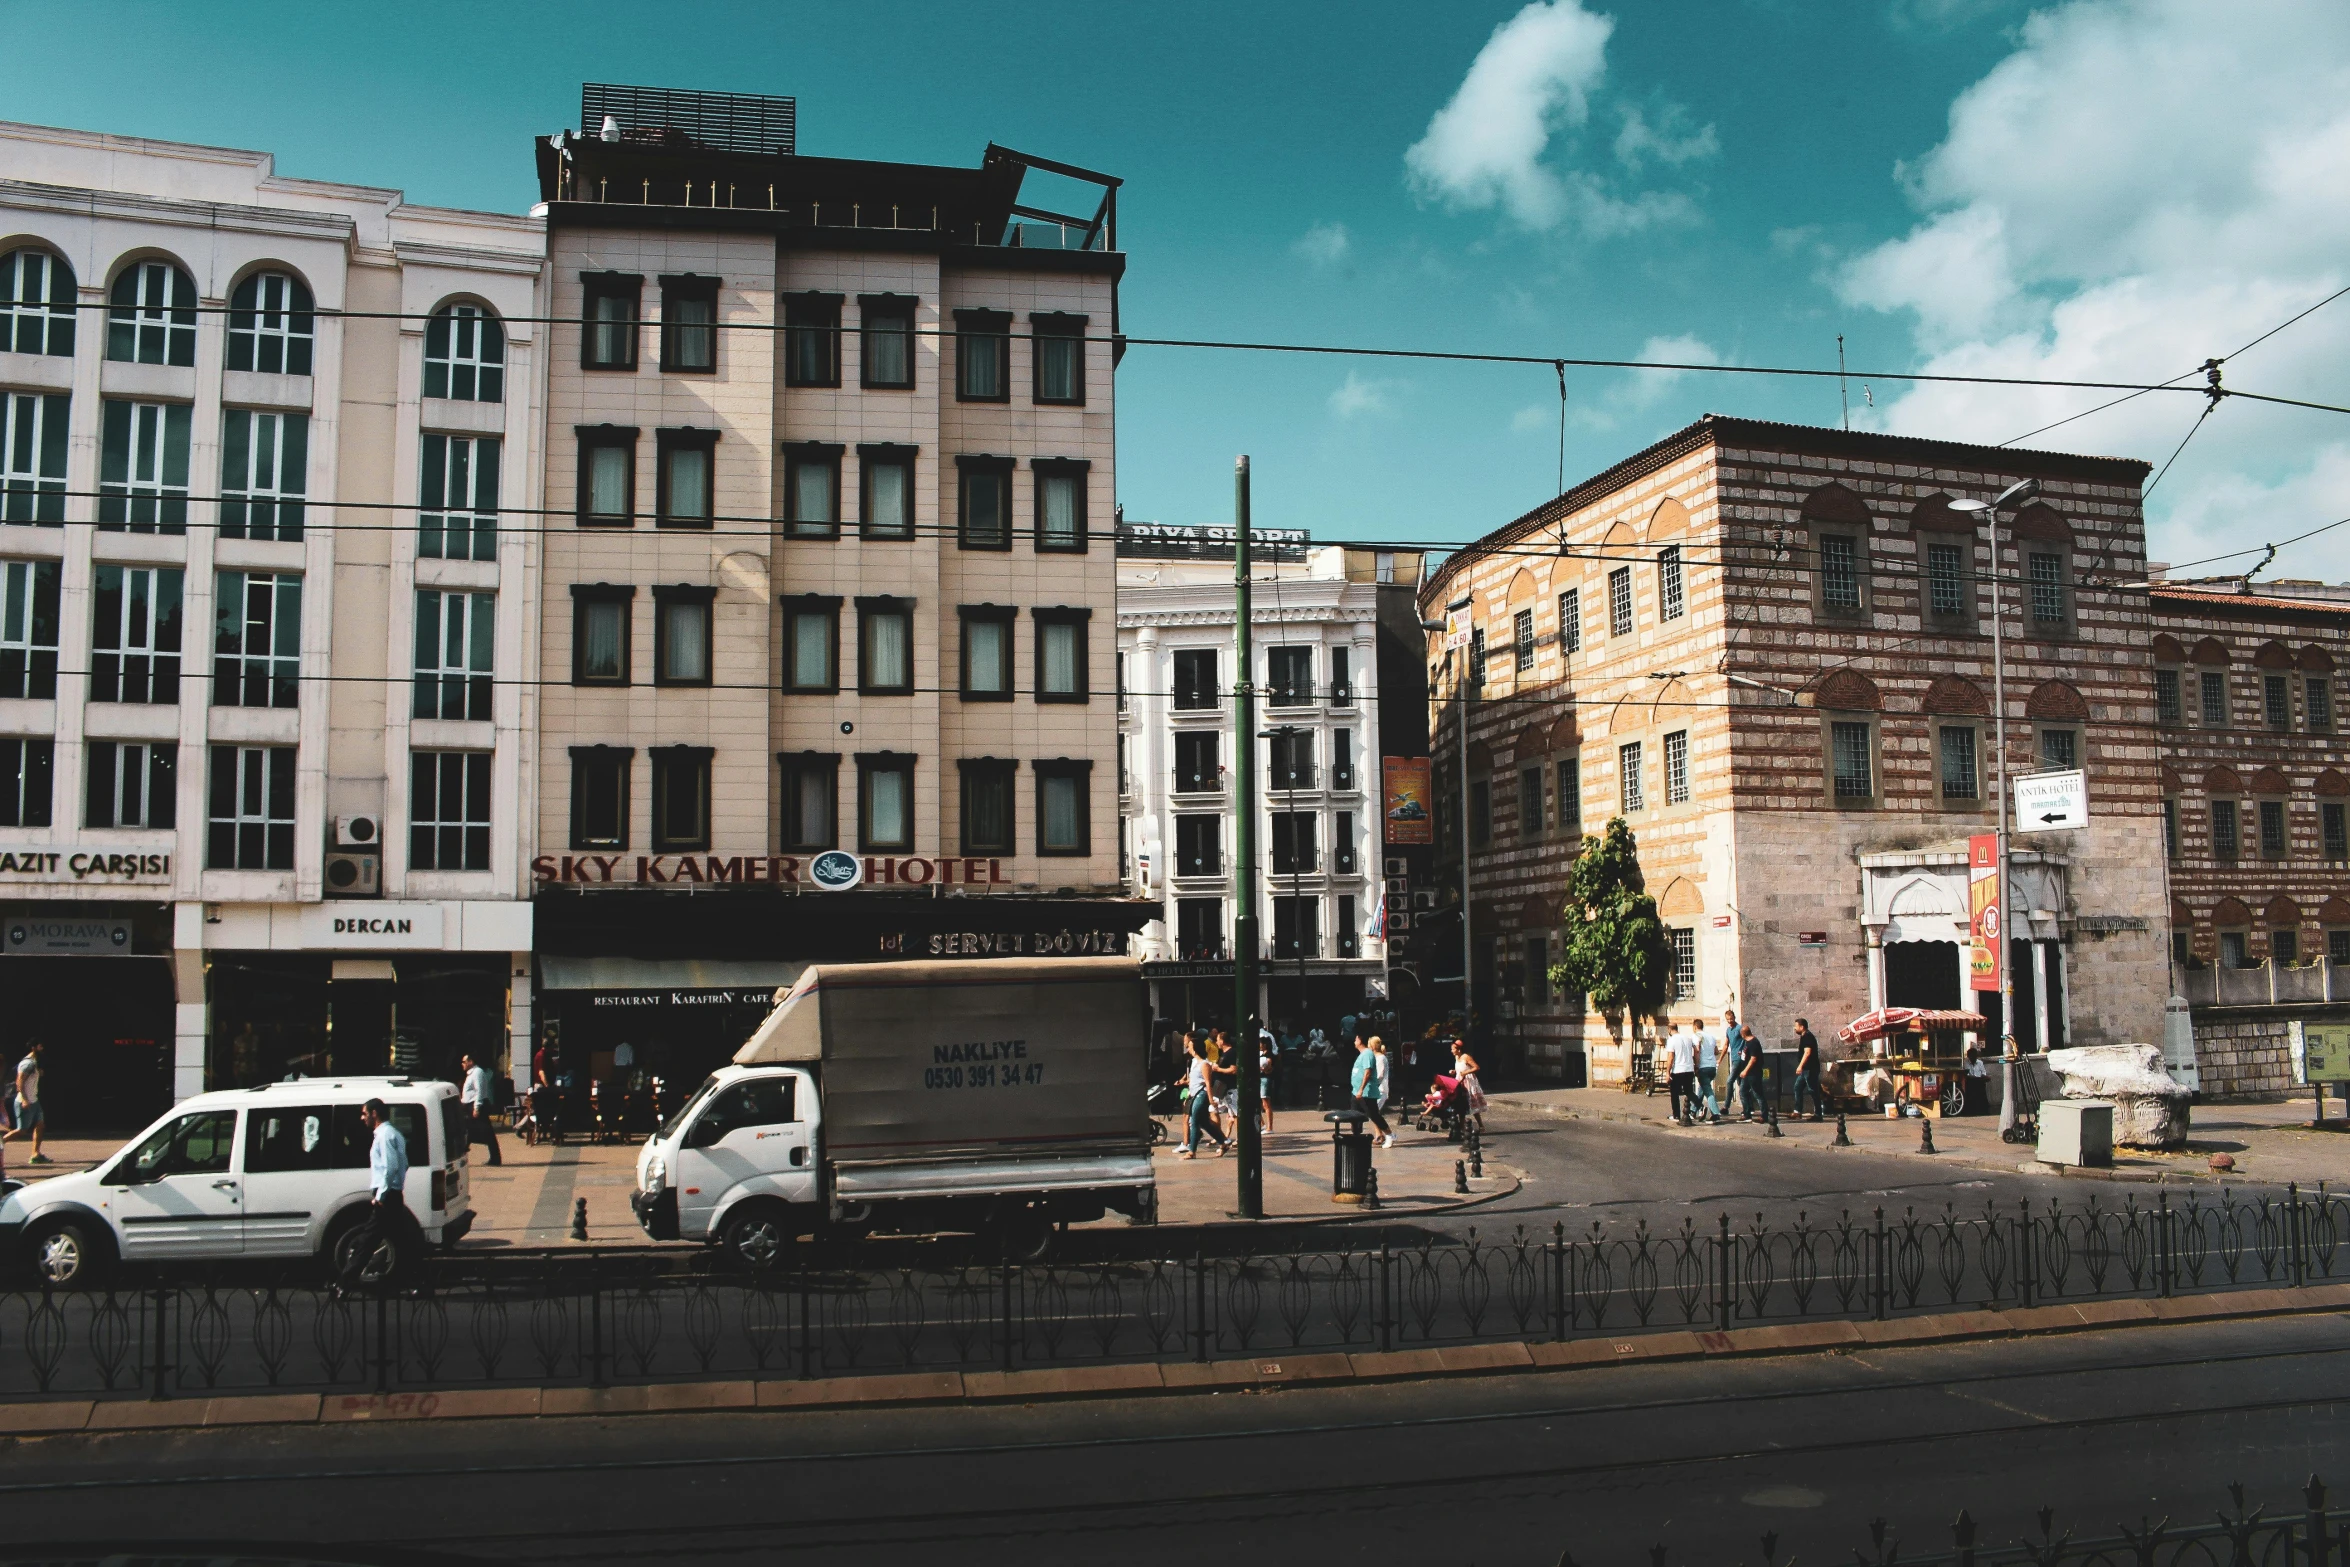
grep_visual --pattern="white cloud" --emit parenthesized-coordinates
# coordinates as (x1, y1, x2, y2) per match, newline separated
(1292, 221, 1351, 268)
(1613, 106, 1718, 172)
(1511, 404, 1553, 432)
(1404, 1, 1709, 236)
(1839, 0, 2350, 576)
(1569, 334, 1724, 431)
(1329, 371, 1401, 419)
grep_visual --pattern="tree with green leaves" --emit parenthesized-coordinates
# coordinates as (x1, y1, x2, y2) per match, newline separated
(1548, 817, 1671, 1020)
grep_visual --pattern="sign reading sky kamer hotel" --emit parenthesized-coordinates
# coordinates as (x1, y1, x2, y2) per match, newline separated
(532, 852, 1012, 888)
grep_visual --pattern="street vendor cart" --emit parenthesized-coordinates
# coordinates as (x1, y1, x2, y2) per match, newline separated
(1829, 1007, 1989, 1118)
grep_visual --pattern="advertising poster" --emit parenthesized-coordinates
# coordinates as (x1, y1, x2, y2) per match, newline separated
(1383, 757, 1434, 845)
(1967, 832, 2002, 993)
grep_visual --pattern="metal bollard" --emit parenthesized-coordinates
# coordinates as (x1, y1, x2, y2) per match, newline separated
(1919, 1118, 1937, 1155)
(1467, 1125, 1484, 1179)
(1454, 1159, 1470, 1195)
(571, 1196, 589, 1241)
(1833, 1112, 1851, 1148)
(1364, 1167, 1381, 1211)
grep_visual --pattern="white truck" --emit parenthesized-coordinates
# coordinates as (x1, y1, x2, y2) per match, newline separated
(631, 956, 1154, 1263)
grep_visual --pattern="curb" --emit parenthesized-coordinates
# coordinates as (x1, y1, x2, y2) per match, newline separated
(14, 1279, 2349, 1438)
(1174, 1166, 1524, 1229)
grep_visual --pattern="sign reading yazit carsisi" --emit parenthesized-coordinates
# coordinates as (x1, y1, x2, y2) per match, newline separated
(531, 852, 1016, 889)
(0, 850, 172, 882)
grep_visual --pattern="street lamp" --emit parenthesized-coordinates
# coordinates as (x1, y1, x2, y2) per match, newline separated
(1419, 615, 1473, 1048)
(1950, 475, 2040, 1138)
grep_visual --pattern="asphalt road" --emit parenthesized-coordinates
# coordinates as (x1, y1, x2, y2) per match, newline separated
(15, 1313, 2349, 1566)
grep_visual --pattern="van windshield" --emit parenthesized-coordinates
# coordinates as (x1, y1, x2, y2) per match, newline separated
(661, 1075, 721, 1140)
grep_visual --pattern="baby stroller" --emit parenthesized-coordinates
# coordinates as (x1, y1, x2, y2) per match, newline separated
(1145, 1078, 1184, 1145)
(1417, 1073, 1480, 1140)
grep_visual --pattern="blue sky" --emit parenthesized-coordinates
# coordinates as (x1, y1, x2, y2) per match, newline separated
(10, 1, 2347, 575)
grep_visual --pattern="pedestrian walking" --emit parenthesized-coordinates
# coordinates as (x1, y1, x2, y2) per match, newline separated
(1449, 1039, 1488, 1125)
(1178, 1039, 1228, 1158)
(1734, 1022, 1767, 1120)
(1791, 1018, 1826, 1120)
(347, 1097, 419, 1284)
(3, 1041, 49, 1163)
(459, 1052, 502, 1166)
(1349, 1036, 1393, 1143)
(1665, 1018, 1701, 1125)
(1258, 1032, 1276, 1134)
(1692, 1024, 1722, 1124)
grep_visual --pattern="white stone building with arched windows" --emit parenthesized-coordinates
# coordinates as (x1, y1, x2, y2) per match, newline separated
(0, 120, 547, 1124)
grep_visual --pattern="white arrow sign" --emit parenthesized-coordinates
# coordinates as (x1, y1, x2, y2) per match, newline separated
(2014, 769, 2088, 832)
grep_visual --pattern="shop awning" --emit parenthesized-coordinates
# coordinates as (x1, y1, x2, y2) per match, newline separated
(538, 956, 807, 998)
(1837, 1007, 1987, 1045)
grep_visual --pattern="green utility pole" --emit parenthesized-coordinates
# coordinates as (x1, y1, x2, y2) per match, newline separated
(1233, 455, 1263, 1219)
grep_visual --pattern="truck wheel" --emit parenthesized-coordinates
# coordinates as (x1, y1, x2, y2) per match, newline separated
(30, 1218, 106, 1289)
(721, 1203, 797, 1271)
(996, 1208, 1055, 1264)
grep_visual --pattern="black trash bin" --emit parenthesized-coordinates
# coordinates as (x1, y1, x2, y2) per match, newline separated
(1326, 1110, 1372, 1203)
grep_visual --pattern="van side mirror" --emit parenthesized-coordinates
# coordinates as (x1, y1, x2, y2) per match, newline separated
(685, 1117, 721, 1149)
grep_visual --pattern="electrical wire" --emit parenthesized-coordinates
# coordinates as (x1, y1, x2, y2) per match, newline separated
(2143, 402, 2216, 500)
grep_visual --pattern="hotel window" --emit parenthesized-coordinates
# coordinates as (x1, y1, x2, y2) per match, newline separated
(1174, 731, 1219, 794)
(655, 428, 717, 527)
(859, 294, 915, 389)
(2028, 551, 2068, 627)
(959, 605, 1015, 700)
(2163, 797, 2180, 859)
(1272, 810, 1318, 874)
(955, 309, 1011, 401)
(1034, 459, 1089, 552)
(1329, 646, 1354, 706)
(1173, 648, 1219, 709)
(2260, 798, 2288, 860)
(649, 746, 713, 852)
(2037, 726, 2079, 771)
(212, 572, 301, 709)
(1663, 728, 1689, 805)
(1176, 814, 1221, 877)
(1035, 608, 1090, 701)
(413, 589, 494, 720)
(777, 753, 839, 851)
(957, 456, 1013, 549)
(99, 400, 191, 534)
(1668, 928, 1697, 999)
(1334, 811, 1357, 874)
(2200, 671, 2229, 727)
(658, 275, 718, 374)
(1608, 567, 1634, 636)
(1619, 741, 1643, 813)
(783, 442, 842, 538)
(580, 272, 641, 371)
(858, 753, 915, 852)
(2310, 676, 2335, 733)
(1926, 540, 1969, 622)
(226, 272, 313, 376)
(1339, 896, 1361, 959)
(570, 585, 633, 686)
(2212, 798, 2240, 861)
(0, 739, 51, 828)
(1938, 724, 1980, 804)
(1271, 728, 1315, 790)
(2265, 674, 2292, 731)
(206, 745, 295, 869)
(857, 596, 914, 695)
(782, 595, 841, 694)
(420, 433, 499, 562)
(1268, 646, 1313, 707)
(1558, 756, 1581, 835)
(2, 392, 68, 524)
(959, 759, 1016, 855)
(425, 303, 504, 401)
(575, 426, 637, 526)
(1332, 727, 1356, 790)
(1177, 898, 1224, 958)
(1032, 313, 1087, 405)
(653, 586, 714, 687)
(1514, 608, 1536, 671)
(1036, 759, 1092, 855)
(0, 559, 60, 700)
(1819, 533, 1863, 616)
(2325, 802, 2348, 861)
(85, 741, 174, 829)
(1657, 545, 1685, 622)
(92, 565, 182, 705)
(2155, 668, 2182, 726)
(783, 292, 842, 387)
(219, 410, 307, 541)
(568, 746, 631, 851)
(0, 250, 75, 358)
(106, 260, 196, 366)
(1829, 720, 1876, 804)
(858, 444, 915, 539)
(1273, 896, 1319, 960)
(1558, 589, 1580, 655)
(1519, 765, 1543, 838)
(409, 751, 491, 871)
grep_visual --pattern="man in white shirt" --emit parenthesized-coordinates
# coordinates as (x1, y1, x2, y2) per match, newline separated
(3, 1040, 47, 1163)
(1665, 1021, 1701, 1126)
(1692, 1022, 1722, 1124)
(459, 1052, 501, 1167)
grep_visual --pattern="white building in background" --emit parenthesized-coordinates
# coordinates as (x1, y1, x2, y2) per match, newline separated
(1116, 525, 1389, 1031)
(0, 121, 547, 1121)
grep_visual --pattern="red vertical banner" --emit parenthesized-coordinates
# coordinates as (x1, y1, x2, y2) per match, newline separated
(1967, 833, 2002, 993)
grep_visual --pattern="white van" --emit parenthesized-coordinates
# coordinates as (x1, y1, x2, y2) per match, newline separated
(0, 1077, 472, 1286)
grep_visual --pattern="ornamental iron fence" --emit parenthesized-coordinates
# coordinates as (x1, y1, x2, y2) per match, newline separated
(0, 1185, 2341, 1403)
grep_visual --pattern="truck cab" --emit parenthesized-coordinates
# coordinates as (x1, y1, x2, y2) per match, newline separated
(634, 1065, 818, 1261)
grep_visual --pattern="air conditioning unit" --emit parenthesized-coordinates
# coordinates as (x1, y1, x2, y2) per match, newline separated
(324, 851, 381, 898)
(334, 815, 381, 849)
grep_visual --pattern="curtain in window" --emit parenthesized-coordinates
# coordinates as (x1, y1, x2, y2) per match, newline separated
(869, 768, 908, 845)
(591, 296, 632, 366)
(793, 614, 832, 687)
(867, 613, 909, 688)
(1042, 774, 1081, 850)
(968, 620, 1007, 693)
(580, 602, 623, 681)
(589, 446, 629, 517)
(966, 771, 1011, 851)
(664, 602, 707, 682)
(1040, 474, 1079, 546)
(1042, 623, 1078, 693)
(866, 315, 909, 384)
(793, 463, 833, 526)
(868, 461, 909, 534)
(793, 767, 833, 846)
(667, 446, 709, 521)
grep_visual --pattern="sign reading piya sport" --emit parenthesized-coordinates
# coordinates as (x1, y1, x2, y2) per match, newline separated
(1967, 832, 2002, 993)
(1382, 757, 1433, 846)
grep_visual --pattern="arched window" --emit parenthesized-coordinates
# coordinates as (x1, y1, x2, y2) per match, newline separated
(106, 259, 197, 366)
(0, 249, 76, 357)
(425, 303, 505, 402)
(228, 271, 314, 376)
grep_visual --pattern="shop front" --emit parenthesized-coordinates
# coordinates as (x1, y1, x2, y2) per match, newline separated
(1, 900, 178, 1133)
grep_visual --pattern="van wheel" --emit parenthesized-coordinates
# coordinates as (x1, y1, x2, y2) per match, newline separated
(30, 1219, 105, 1289)
(326, 1214, 402, 1289)
(721, 1204, 797, 1271)
(997, 1208, 1056, 1264)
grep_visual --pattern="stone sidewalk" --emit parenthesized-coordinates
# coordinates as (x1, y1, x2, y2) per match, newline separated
(1488, 1083, 2348, 1189)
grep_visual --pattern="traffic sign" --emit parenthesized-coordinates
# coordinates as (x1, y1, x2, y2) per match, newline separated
(2014, 769, 2087, 832)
